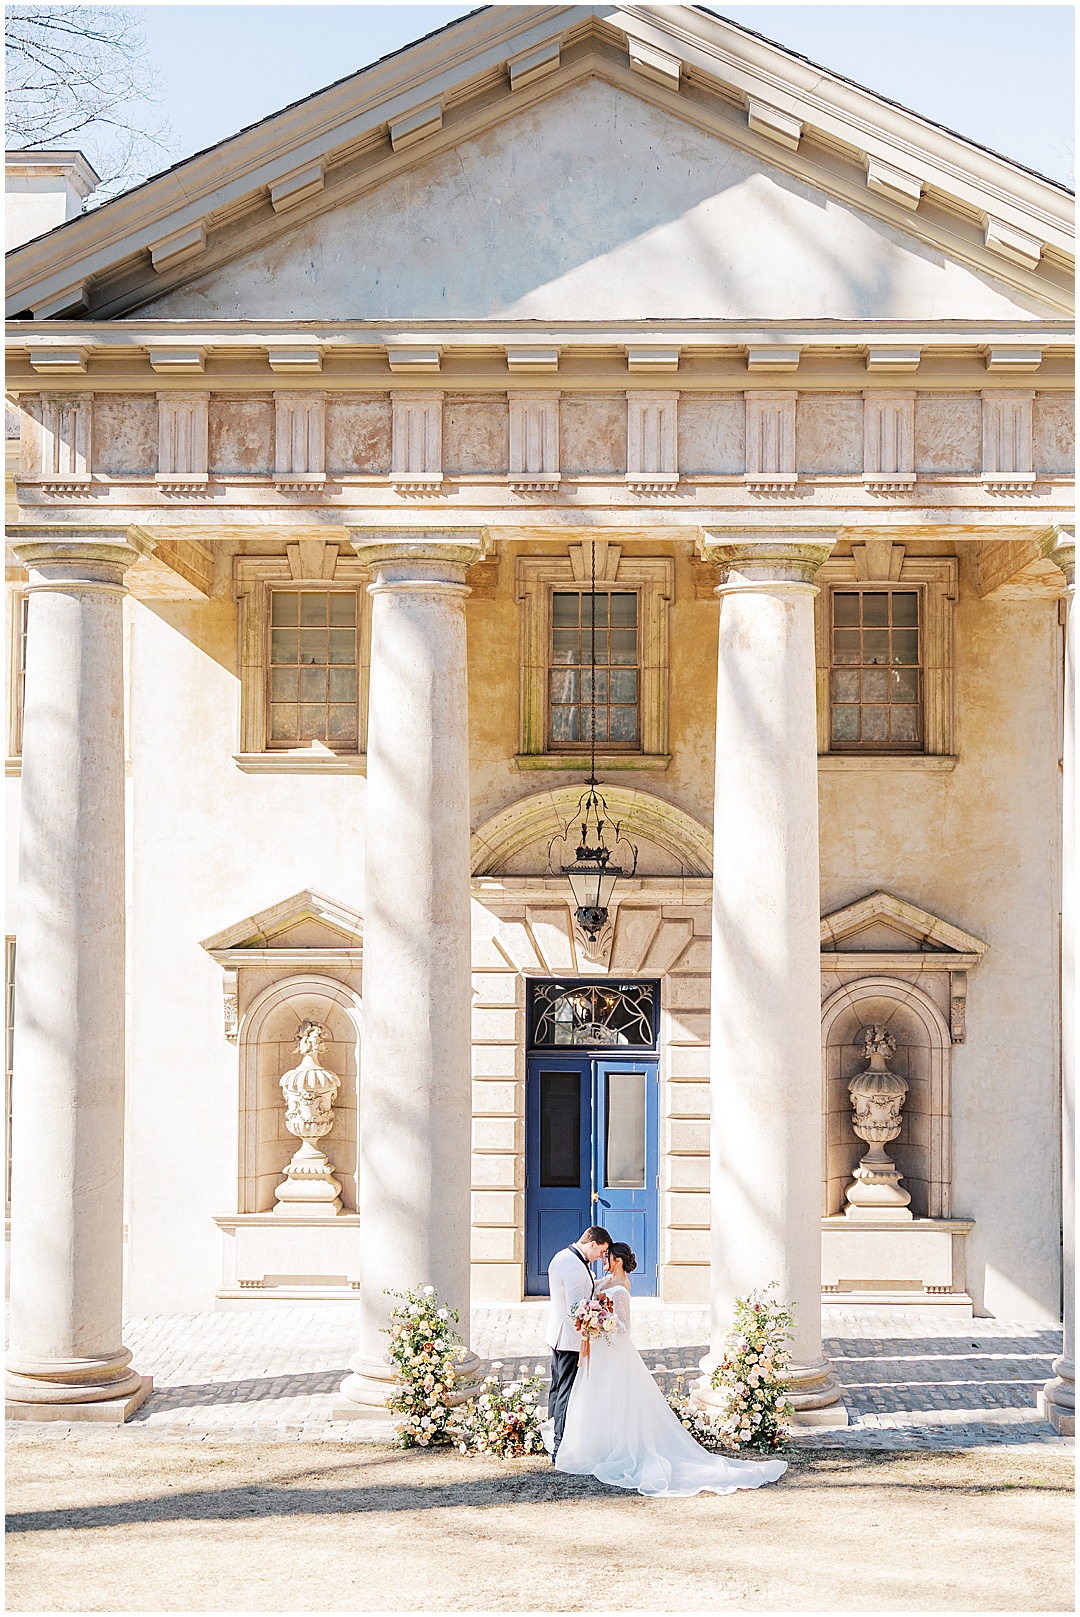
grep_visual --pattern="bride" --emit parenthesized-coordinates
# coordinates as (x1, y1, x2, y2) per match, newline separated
(547, 1242, 788, 1498)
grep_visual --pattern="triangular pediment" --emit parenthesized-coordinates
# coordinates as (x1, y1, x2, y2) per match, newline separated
(6, 5, 1071, 322)
(200, 889, 363, 954)
(820, 892, 988, 958)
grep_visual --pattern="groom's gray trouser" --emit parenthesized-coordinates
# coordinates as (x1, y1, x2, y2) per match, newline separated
(549, 1349, 579, 1455)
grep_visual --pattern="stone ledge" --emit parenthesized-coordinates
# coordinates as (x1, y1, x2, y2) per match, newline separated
(232, 752, 367, 774)
(515, 753, 671, 771)
(818, 754, 958, 771)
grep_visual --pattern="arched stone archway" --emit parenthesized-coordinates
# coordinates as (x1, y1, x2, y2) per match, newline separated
(470, 785, 713, 877)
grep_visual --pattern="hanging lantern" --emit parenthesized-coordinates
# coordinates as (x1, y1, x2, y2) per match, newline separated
(551, 781, 638, 940)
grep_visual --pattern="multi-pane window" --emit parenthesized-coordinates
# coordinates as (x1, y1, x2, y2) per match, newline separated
(549, 590, 639, 748)
(830, 589, 921, 750)
(9, 594, 28, 758)
(268, 590, 358, 750)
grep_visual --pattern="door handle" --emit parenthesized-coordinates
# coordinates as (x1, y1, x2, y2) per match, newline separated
(591, 1192, 600, 1202)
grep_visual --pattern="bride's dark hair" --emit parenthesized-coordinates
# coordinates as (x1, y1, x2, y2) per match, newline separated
(609, 1241, 637, 1274)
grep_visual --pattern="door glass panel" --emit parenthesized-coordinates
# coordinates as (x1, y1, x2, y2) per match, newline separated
(539, 1072, 580, 1187)
(605, 1070, 646, 1188)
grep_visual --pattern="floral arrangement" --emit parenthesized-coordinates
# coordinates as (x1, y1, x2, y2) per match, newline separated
(384, 1285, 462, 1448)
(709, 1287, 794, 1453)
(663, 1373, 726, 1453)
(452, 1361, 547, 1458)
(571, 1292, 617, 1363)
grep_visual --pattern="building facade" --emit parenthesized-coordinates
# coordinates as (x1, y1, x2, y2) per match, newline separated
(4, 5, 1074, 1429)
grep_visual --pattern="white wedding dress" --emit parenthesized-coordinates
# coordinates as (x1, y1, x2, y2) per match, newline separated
(544, 1283, 788, 1498)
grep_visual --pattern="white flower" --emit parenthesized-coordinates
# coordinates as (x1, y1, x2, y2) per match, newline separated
(490, 1361, 503, 1370)
(423, 1286, 435, 1295)
(437, 1308, 449, 1319)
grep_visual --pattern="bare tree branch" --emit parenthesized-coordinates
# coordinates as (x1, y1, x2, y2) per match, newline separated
(5, 6, 176, 201)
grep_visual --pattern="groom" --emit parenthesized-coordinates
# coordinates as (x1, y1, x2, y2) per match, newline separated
(545, 1225, 613, 1459)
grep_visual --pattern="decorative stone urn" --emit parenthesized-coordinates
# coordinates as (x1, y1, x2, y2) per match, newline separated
(274, 1021, 344, 1215)
(845, 1026, 913, 1221)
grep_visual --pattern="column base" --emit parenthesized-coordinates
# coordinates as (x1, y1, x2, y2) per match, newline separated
(6, 1376, 153, 1424)
(693, 1352, 847, 1425)
(1037, 1356, 1075, 1436)
(338, 1348, 483, 1412)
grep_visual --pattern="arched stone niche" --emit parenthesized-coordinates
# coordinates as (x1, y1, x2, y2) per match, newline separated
(238, 975, 362, 1213)
(821, 976, 953, 1220)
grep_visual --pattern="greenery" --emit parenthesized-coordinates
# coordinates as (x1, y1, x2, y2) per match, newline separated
(384, 1285, 462, 1448)
(709, 1287, 795, 1453)
(663, 1373, 727, 1452)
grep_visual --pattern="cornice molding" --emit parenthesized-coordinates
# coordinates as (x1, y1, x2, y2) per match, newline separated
(5, 5, 1073, 321)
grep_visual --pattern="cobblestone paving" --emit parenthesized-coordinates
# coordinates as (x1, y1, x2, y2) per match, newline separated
(6, 1305, 1071, 1452)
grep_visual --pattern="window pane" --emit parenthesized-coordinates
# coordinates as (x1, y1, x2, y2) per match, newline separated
(862, 593, 889, 626)
(271, 629, 298, 665)
(328, 629, 355, 664)
(551, 629, 579, 665)
(300, 594, 328, 626)
(610, 669, 637, 702)
(831, 669, 859, 703)
(539, 1071, 581, 1188)
(610, 593, 637, 627)
(327, 705, 357, 741)
(552, 593, 579, 627)
(582, 668, 608, 703)
(551, 705, 578, 741)
(550, 670, 578, 704)
(862, 668, 889, 703)
(610, 630, 636, 665)
(891, 592, 918, 626)
(300, 628, 324, 664)
(605, 1071, 646, 1188)
(891, 629, 919, 664)
(862, 706, 889, 742)
(300, 666, 327, 701)
(270, 667, 297, 702)
(329, 667, 357, 703)
(588, 630, 609, 665)
(833, 593, 860, 626)
(891, 706, 919, 743)
(299, 704, 324, 739)
(270, 704, 297, 741)
(328, 593, 356, 626)
(609, 706, 637, 742)
(833, 629, 861, 664)
(863, 630, 890, 664)
(890, 668, 919, 702)
(271, 592, 298, 626)
(832, 705, 859, 741)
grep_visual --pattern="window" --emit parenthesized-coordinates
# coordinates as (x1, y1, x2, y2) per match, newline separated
(829, 589, 921, 750)
(268, 590, 358, 749)
(233, 548, 369, 773)
(7, 592, 28, 762)
(814, 550, 956, 764)
(550, 590, 639, 748)
(529, 980, 658, 1048)
(516, 546, 672, 769)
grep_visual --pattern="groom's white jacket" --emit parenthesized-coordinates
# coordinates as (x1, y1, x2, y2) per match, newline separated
(546, 1244, 595, 1352)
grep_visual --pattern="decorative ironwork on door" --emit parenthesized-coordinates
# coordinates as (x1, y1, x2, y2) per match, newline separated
(529, 979, 657, 1049)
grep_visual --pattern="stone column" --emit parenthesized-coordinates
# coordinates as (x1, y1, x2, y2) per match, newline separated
(1039, 526, 1075, 1436)
(6, 528, 151, 1421)
(697, 531, 845, 1424)
(340, 534, 483, 1410)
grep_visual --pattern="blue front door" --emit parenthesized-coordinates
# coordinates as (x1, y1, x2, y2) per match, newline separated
(525, 1054, 659, 1296)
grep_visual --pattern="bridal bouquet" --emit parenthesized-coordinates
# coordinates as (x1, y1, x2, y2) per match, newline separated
(571, 1292, 617, 1364)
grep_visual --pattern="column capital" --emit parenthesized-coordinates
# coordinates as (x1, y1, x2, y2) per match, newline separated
(1038, 525, 1075, 591)
(698, 528, 837, 591)
(12, 525, 153, 591)
(347, 528, 488, 588)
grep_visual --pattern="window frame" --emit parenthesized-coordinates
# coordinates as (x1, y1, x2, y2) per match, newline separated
(265, 585, 361, 753)
(234, 552, 370, 773)
(547, 585, 642, 754)
(7, 588, 28, 764)
(516, 547, 672, 771)
(827, 585, 924, 754)
(815, 552, 957, 761)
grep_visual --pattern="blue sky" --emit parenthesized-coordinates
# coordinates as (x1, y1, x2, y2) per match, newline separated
(134, 5, 1073, 187)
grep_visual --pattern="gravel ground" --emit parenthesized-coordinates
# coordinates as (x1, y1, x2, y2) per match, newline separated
(5, 1437, 1074, 1612)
